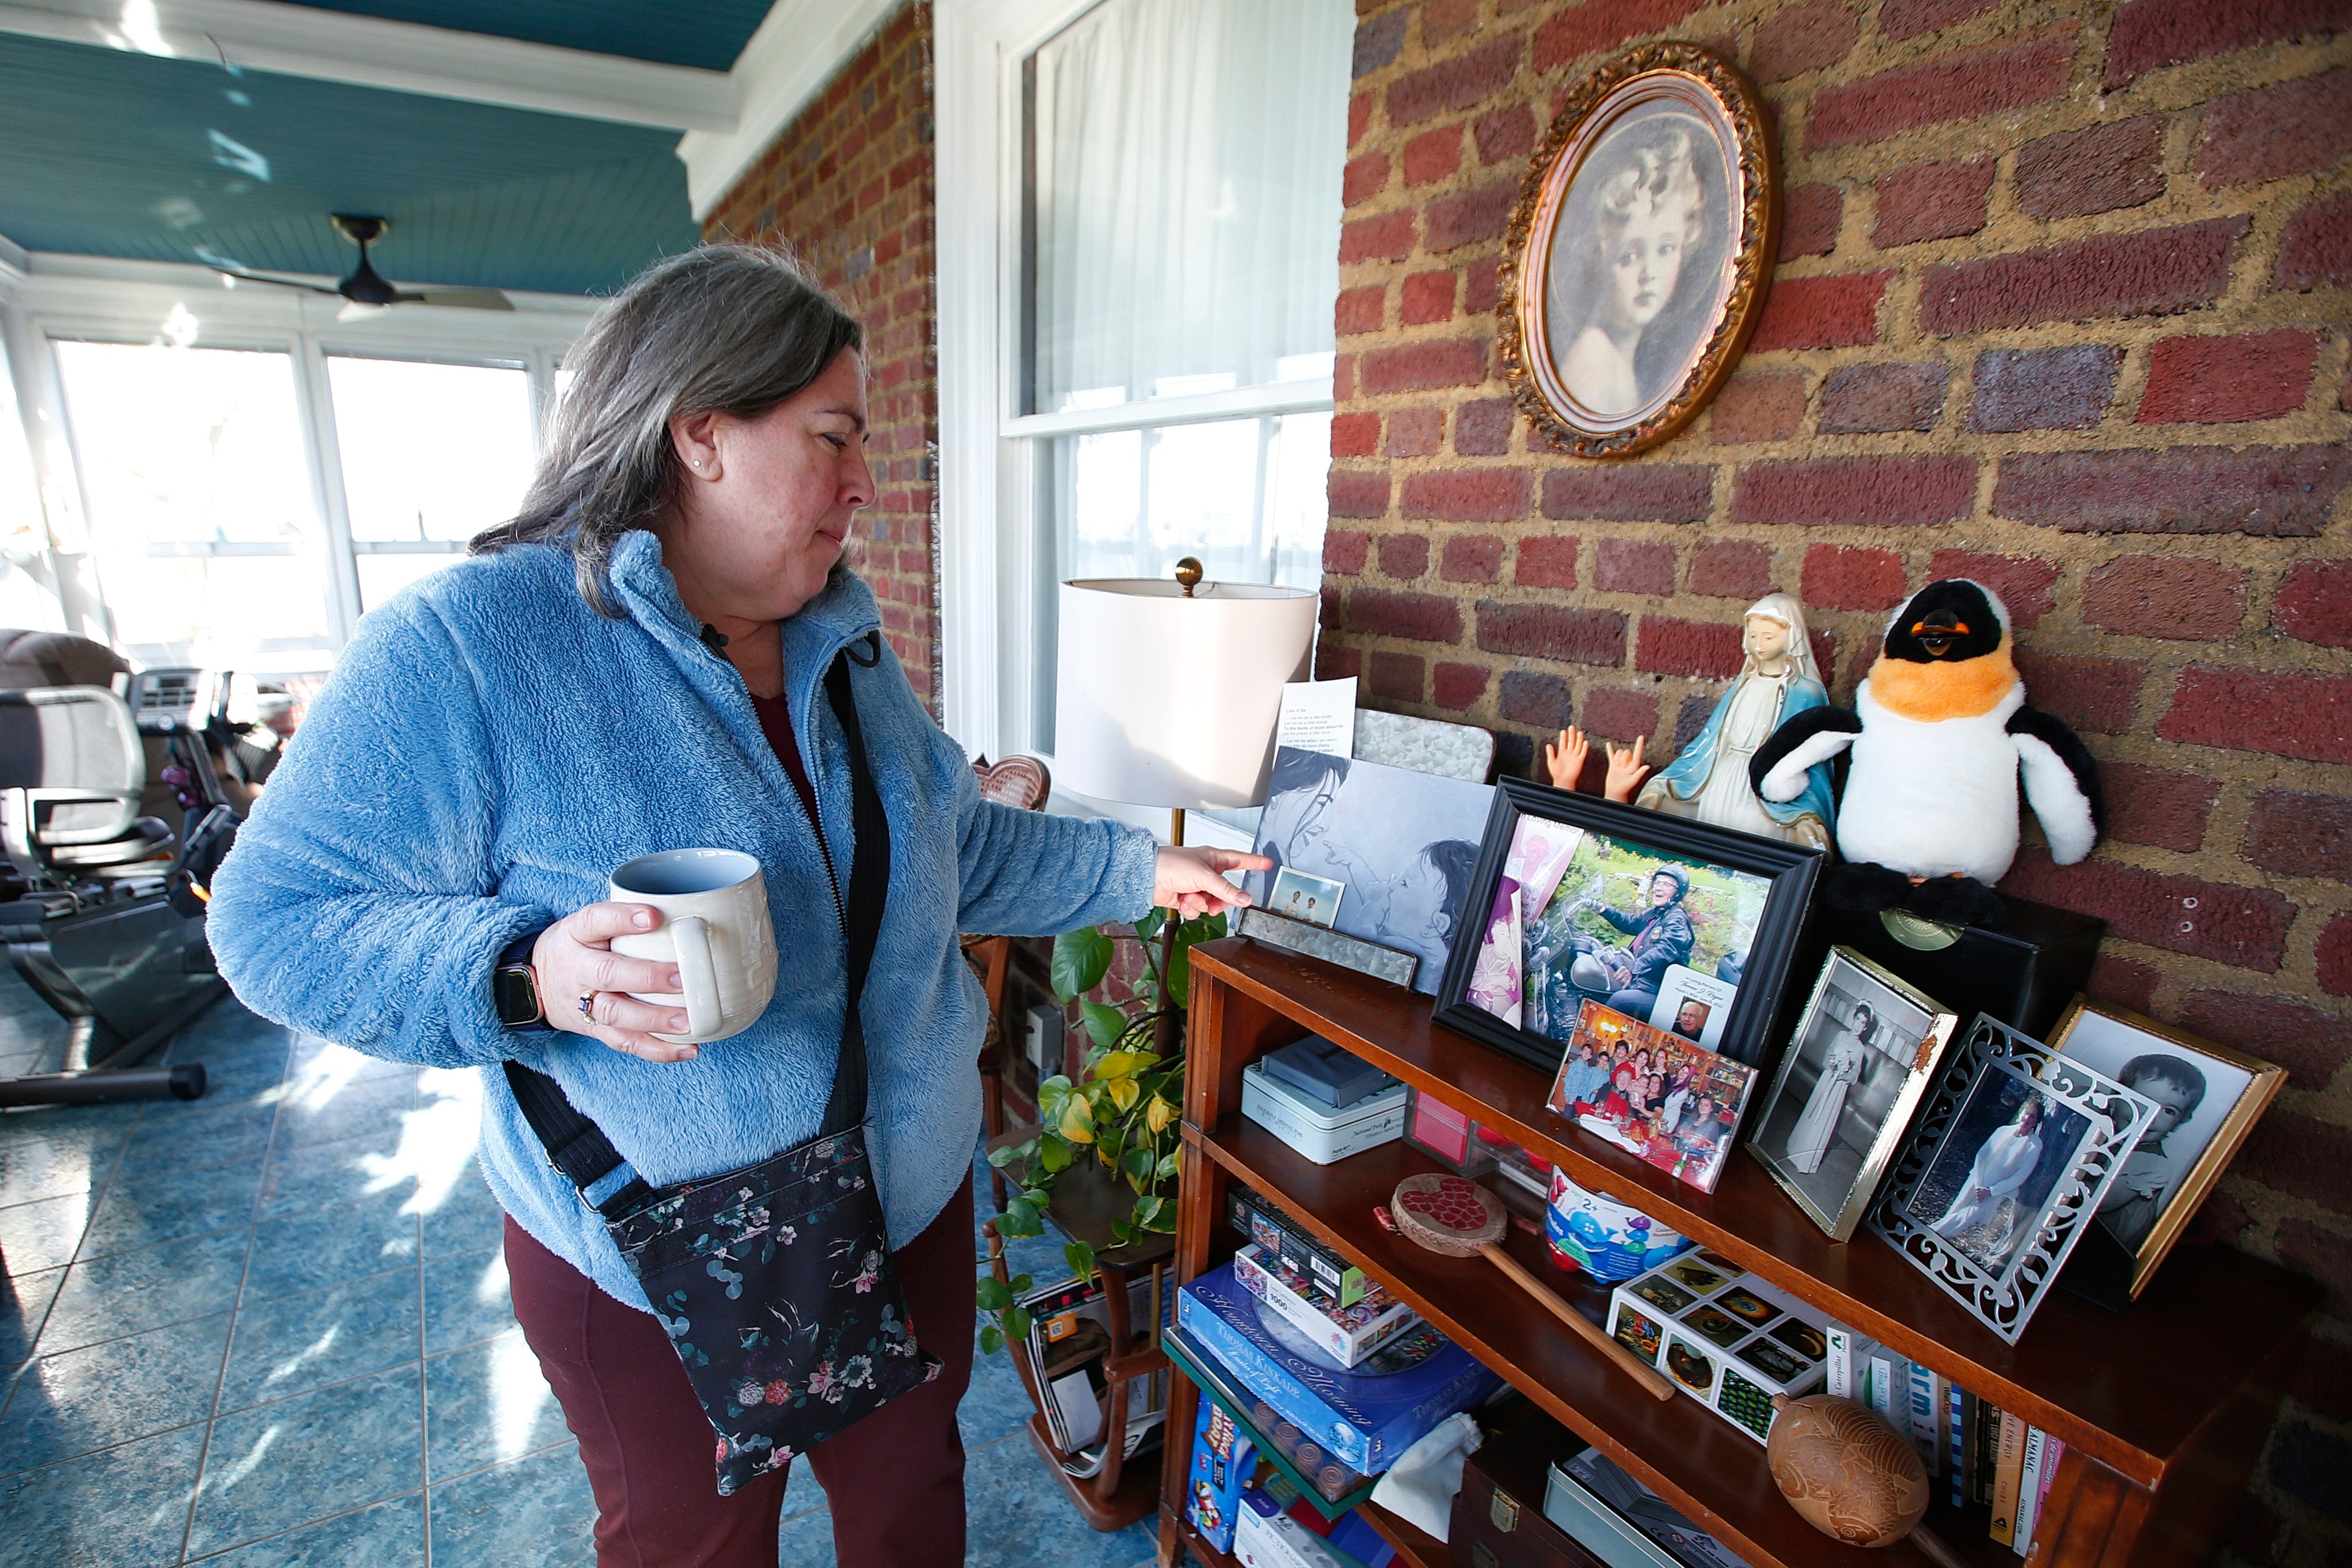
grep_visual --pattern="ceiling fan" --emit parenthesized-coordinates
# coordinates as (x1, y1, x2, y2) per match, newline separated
(201, 214, 515, 322)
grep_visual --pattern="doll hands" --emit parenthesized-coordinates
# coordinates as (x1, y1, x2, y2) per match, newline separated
(1602, 737, 1651, 804)
(1544, 728, 1590, 790)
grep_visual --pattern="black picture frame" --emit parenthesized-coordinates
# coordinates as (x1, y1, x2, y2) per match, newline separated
(1434, 779, 1821, 1074)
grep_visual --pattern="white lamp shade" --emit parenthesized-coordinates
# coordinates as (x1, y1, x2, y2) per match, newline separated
(1054, 578, 1319, 810)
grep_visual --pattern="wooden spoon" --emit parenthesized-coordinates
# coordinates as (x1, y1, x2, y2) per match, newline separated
(1389, 1174, 1675, 1402)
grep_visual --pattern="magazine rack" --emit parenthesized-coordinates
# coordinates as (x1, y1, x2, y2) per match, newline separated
(1154, 937, 2317, 1568)
(983, 1170, 1175, 1531)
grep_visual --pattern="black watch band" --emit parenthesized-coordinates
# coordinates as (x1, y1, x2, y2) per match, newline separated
(493, 930, 550, 1030)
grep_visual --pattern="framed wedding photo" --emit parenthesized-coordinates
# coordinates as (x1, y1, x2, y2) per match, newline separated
(1869, 1016, 2154, 1344)
(1747, 948, 1959, 1242)
(2048, 997, 2284, 1300)
(1434, 778, 1821, 1075)
(1498, 41, 1780, 458)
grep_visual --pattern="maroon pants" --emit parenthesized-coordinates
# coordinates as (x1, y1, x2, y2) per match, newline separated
(506, 1179, 976, 1568)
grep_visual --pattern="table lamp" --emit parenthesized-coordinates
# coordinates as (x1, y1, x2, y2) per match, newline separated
(1055, 560, 1318, 1041)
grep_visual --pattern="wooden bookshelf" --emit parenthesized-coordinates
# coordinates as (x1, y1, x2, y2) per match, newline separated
(1153, 937, 2317, 1568)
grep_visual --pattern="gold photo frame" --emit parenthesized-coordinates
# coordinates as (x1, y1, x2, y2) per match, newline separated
(2048, 996, 2285, 1300)
(1497, 42, 1780, 458)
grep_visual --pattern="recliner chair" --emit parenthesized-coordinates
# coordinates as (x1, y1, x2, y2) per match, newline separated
(0, 631, 225, 1105)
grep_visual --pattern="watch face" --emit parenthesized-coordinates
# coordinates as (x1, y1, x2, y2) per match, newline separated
(494, 966, 542, 1027)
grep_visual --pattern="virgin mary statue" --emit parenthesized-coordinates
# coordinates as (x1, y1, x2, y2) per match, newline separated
(1636, 592, 1835, 849)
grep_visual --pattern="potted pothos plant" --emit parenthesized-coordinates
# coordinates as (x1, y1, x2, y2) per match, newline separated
(975, 907, 1225, 1357)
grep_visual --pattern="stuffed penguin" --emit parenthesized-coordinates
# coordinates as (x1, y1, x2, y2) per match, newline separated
(1749, 580, 2102, 928)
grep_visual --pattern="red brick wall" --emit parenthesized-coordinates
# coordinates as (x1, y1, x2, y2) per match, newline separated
(1326, 1, 2351, 1555)
(703, 2, 941, 712)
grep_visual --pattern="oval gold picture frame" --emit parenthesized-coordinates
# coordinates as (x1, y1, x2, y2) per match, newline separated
(1498, 43, 1781, 459)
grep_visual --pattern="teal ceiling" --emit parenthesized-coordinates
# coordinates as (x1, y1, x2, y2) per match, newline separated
(286, 1, 774, 72)
(0, 13, 727, 296)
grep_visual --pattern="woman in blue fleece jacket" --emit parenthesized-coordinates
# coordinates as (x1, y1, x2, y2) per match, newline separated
(206, 246, 1259, 1568)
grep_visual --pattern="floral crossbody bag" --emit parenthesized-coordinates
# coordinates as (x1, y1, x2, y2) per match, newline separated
(503, 636, 941, 1494)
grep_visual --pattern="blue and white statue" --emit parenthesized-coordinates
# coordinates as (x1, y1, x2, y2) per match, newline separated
(1635, 592, 1836, 850)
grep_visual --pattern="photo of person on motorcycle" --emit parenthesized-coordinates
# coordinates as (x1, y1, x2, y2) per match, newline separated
(1525, 863, 1692, 1034)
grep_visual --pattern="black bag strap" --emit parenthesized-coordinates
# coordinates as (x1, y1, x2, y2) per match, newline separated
(504, 633, 891, 1220)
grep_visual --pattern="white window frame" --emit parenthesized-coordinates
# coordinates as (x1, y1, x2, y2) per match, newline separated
(935, 0, 1334, 849)
(1, 250, 595, 659)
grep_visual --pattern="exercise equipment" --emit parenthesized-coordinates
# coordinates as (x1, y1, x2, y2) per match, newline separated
(0, 631, 253, 1106)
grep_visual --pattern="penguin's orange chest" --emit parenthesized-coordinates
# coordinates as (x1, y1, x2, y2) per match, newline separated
(1868, 642, 2020, 723)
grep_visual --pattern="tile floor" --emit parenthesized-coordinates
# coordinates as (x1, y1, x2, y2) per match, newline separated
(0, 976, 1161, 1567)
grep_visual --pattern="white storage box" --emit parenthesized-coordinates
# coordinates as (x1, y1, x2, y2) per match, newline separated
(1241, 1061, 1406, 1166)
(1602, 1250, 1830, 1445)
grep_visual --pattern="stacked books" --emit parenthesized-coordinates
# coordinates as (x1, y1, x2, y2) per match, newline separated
(1177, 1259, 1502, 1475)
(1824, 1323, 2067, 1558)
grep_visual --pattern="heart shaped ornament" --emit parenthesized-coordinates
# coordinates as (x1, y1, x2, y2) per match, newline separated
(1391, 1174, 1505, 1257)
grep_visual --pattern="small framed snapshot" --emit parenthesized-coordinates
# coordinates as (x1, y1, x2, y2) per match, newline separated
(1869, 1015, 2156, 1344)
(1545, 999, 1758, 1195)
(1747, 948, 1960, 1243)
(2048, 996, 2284, 1300)
(1269, 867, 1346, 930)
(1498, 41, 1780, 458)
(1436, 778, 1823, 1074)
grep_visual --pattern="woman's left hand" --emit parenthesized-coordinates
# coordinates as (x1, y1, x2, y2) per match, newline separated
(1153, 847, 1271, 921)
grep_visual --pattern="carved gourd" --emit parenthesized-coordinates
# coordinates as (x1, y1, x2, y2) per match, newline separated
(1766, 1394, 1929, 1548)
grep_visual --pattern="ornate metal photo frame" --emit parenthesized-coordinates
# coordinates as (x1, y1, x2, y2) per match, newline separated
(1868, 1015, 2155, 1344)
(1497, 42, 1780, 458)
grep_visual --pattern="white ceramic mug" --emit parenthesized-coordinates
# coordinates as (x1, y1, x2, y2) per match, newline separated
(607, 848, 777, 1044)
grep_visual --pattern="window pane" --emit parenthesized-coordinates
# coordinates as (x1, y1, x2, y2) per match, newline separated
(1028, 0, 1352, 413)
(357, 552, 463, 613)
(52, 340, 331, 669)
(329, 357, 535, 543)
(1034, 412, 1329, 750)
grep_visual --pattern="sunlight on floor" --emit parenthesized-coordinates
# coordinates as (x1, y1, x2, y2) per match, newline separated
(371, 1067, 483, 1219)
(488, 1329, 551, 1463)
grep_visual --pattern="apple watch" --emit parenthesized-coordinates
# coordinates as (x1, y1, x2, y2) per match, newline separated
(493, 931, 550, 1030)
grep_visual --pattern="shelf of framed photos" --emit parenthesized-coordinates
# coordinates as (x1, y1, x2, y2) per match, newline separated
(1153, 936, 2317, 1568)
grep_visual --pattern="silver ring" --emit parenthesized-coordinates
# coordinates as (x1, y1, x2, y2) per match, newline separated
(577, 992, 596, 1018)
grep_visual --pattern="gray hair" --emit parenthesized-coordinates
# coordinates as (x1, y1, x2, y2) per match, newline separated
(473, 244, 863, 615)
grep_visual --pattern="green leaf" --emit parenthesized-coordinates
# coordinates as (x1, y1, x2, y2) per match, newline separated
(1038, 1135, 1072, 1174)
(1166, 941, 1191, 1006)
(1009, 1273, 1033, 1293)
(975, 1276, 1013, 1312)
(1064, 1240, 1097, 1285)
(1110, 1218, 1139, 1247)
(1051, 928, 1114, 1002)
(1156, 1149, 1181, 1181)
(980, 1325, 1004, 1356)
(1000, 1196, 1043, 1237)
(1120, 1146, 1157, 1190)
(1003, 1305, 1032, 1342)
(1079, 1001, 1129, 1052)
(1135, 909, 1165, 942)
(985, 1138, 1034, 1170)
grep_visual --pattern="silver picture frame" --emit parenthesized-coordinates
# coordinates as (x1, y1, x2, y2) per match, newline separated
(1747, 947, 1958, 1242)
(1868, 1014, 2155, 1345)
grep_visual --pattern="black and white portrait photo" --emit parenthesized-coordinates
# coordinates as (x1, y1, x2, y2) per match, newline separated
(1246, 746, 1492, 995)
(1748, 949, 1955, 1241)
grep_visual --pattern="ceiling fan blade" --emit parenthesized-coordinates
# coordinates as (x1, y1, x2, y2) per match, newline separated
(202, 262, 342, 297)
(409, 288, 516, 312)
(335, 300, 391, 323)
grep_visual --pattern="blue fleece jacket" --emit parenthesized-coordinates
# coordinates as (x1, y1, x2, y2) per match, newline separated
(207, 530, 1157, 1310)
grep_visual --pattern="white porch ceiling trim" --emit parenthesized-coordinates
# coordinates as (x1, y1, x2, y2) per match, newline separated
(677, 0, 903, 220)
(0, 0, 737, 132)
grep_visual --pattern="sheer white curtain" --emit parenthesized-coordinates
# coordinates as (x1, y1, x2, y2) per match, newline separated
(1030, 0, 1352, 411)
